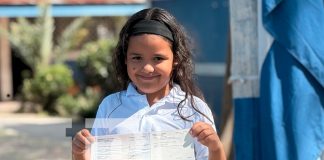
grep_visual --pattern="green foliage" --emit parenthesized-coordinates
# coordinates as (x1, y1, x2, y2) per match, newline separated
(3, 4, 91, 115)
(54, 39, 118, 118)
(7, 3, 54, 70)
(22, 64, 73, 113)
(39, 2, 53, 67)
(8, 17, 44, 70)
(1, 3, 122, 117)
(54, 17, 90, 63)
(5, 5, 88, 70)
(55, 87, 101, 118)
(77, 39, 116, 91)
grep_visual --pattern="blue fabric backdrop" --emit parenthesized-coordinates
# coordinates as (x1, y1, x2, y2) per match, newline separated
(234, 0, 324, 159)
(259, 0, 324, 159)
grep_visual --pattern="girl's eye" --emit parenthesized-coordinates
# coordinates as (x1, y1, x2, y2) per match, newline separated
(153, 57, 164, 61)
(132, 56, 142, 61)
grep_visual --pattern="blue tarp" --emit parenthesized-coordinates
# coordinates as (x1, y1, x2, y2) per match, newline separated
(234, 0, 324, 159)
(259, 0, 324, 159)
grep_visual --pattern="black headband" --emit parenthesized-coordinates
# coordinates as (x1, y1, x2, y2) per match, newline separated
(130, 19, 174, 41)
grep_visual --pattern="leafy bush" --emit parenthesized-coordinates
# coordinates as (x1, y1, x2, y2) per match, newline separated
(6, 3, 54, 70)
(77, 39, 117, 93)
(22, 64, 73, 114)
(55, 87, 101, 118)
(7, 17, 44, 70)
(52, 39, 118, 118)
(2, 3, 122, 117)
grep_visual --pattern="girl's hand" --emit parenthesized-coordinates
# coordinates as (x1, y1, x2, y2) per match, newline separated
(72, 129, 95, 160)
(190, 122, 226, 160)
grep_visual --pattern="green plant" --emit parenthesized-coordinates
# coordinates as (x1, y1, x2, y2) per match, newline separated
(1, 2, 122, 117)
(55, 87, 101, 118)
(77, 39, 117, 93)
(53, 17, 89, 63)
(2, 3, 90, 114)
(6, 3, 53, 70)
(22, 64, 73, 114)
(2, 4, 88, 71)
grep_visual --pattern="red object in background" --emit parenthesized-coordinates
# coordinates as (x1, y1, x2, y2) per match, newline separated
(0, 0, 146, 5)
(65, 0, 145, 4)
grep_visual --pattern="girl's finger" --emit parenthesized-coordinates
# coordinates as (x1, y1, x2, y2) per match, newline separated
(73, 136, 87, 150)
(73, 131, 91, 149)
(72, 142, 85, 155)
(197, 129, 215, 141)
(190, 122, 203, 137)
(190, 122, 211, 137)
(81, 129, 95, 143)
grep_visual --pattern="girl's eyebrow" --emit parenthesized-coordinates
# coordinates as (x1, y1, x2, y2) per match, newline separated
(129, 52, 168, 57)
(128, 53, 141, 56)
(153, 53, 168, 57)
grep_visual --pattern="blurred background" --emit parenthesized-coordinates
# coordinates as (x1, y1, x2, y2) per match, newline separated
(0, 0, 288, 160)
(0, 0, 231, 160)
(0, 1, 231, 159)
(2, 0, 322, 160)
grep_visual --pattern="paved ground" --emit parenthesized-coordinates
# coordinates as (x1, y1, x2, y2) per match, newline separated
(0, 101, 81, 160)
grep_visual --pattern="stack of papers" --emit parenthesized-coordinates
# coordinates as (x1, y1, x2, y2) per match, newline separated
(91, 129, 195, 160)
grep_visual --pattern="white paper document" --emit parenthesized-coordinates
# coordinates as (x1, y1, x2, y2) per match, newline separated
(91, 129, 195, 160)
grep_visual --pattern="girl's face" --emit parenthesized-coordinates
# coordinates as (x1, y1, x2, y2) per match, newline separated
(126, 34, 174, 98)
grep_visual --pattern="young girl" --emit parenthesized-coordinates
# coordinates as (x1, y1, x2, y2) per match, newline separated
(72, 7, 226, 160)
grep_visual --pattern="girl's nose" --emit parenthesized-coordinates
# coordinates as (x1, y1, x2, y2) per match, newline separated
(142, 63, 154, 73)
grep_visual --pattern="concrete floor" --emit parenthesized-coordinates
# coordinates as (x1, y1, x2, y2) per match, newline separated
(0, 101, 74, 160)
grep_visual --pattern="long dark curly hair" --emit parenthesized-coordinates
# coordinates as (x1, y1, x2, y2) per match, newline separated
(112, 7, 211, 121)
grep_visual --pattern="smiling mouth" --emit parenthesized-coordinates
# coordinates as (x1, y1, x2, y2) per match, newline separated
(137, 75, 159, 80)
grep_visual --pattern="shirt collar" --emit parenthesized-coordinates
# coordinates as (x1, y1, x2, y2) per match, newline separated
(125, 82, 184, 98)
(126, 83, 143, 97)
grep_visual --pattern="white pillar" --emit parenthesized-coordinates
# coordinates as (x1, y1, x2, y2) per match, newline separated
(229, 0, 272, 98)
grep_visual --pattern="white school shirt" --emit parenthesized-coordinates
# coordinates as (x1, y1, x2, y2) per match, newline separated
(91, 83, 216, 160)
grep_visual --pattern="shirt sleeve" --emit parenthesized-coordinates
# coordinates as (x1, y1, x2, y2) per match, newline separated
(193, 98, 217, 160)
(91, 96, 110, 136)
